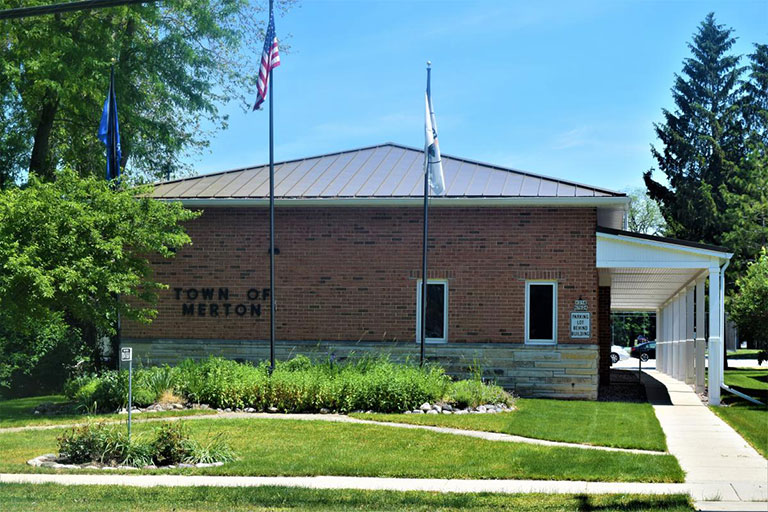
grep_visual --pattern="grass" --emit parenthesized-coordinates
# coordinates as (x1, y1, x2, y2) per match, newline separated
(353, 398, 667, 452)
(0, 418, 684, 483)
(0, 395, 215, 429)
(0, 484, 695, 511)
(711, 368, 768, 458)
(726, 348, 764, 360)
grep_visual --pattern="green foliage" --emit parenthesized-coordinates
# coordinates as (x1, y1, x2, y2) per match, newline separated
(0, 0, 296, 184)
(624, 187, 666, 236)
(446, 380, 513, 409)
(0, 170, 198, 393)
(151, 422, 192, 466)
(643, 16, 766, 285)
(57, 420, 234, 467)
(644, 13, 744, 245)
(66, 356, 512, 414)
(57, 422, 130, 465)
(611, 312, 655, 345)
(729, 248, 768, 353)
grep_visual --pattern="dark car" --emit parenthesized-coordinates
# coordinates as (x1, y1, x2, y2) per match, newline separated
(630, 341, 656, 362)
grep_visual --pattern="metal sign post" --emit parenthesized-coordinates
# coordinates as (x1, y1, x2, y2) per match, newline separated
(120, 347, 133, 439)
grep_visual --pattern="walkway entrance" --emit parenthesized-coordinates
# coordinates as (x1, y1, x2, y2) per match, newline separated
(596, 227, 733, 405)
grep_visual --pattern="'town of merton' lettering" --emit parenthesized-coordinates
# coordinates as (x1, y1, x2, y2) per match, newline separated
(174, 287, 269, 318)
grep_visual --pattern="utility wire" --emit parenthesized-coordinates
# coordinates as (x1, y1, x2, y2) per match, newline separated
(0, 0, 155, 20)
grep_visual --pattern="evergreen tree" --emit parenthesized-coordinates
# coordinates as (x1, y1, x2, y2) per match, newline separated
(722, 44, 768, 277)
(644, 13, 744, 245)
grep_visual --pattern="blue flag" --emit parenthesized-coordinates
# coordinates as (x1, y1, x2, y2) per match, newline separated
(98, 68, 122, 181)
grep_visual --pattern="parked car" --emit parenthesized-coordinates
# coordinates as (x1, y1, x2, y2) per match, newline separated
(630, 341, 656, 362)
(610, 345, 630, 365)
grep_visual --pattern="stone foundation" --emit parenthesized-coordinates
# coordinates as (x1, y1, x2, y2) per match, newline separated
(122, 339, 598, 400)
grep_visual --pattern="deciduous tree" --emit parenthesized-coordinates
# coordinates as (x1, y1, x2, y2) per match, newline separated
(0, 171, 199, 394)
(0, 0, 295, 185)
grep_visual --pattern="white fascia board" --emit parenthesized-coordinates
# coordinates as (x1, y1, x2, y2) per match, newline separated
(158, 196, 631, 209)
(596, 232, 733, 263)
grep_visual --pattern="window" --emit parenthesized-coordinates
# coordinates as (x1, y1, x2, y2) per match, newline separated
(525, 281, 557, 344)
(415, 280, 448, 343)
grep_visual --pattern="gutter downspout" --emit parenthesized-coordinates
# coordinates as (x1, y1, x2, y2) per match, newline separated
(721, 384, 764, 406)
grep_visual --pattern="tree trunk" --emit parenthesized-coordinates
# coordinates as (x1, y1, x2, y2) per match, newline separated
(28, 91, 59, 181)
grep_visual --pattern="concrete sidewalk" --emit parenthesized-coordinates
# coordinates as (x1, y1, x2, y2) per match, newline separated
(0, 472, 708, 499)
(642, 370, 767, 510)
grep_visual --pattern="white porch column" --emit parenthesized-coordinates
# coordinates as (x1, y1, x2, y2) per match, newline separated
(695, 276, 706, 393)
(675, 293, 685, 380)
(665, 302, 675, 377)
(665, 304, 672, 375)
(656, 308, 663, 373)
(708, 267, 722, 405)
(685, 285, 695, 384)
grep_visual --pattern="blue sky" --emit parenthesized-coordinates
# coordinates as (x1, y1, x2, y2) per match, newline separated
(188, 0, 767, 192)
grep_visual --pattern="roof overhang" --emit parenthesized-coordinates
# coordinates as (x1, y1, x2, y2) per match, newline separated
(596, 228, 732, 311)
(159, 196, 631, 208)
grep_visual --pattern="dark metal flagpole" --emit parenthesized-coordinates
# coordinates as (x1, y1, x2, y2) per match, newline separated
(420, 62, 431, 367)
(268, 0, 276, 372)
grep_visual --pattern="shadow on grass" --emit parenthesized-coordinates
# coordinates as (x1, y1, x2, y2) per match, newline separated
(575, 494, 691, 511)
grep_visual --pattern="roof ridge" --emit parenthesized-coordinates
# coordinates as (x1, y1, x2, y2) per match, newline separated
(154, 142, 626, 198)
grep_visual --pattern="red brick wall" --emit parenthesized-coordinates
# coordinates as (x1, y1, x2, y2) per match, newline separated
(123, 206, 599, 344)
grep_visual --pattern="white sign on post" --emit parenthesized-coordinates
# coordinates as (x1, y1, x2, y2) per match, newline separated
(121, 347, 132, 362)
(570, 312, 591, 339)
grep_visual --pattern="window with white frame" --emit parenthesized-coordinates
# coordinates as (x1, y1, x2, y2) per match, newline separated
(415, 279, 448, 343)
(525, 281, 557, 344)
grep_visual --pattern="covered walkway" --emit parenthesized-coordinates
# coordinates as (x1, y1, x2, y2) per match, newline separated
(596, 227, 733, 405)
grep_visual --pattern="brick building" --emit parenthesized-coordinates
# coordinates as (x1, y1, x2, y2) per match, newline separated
(122, 143, 733, 402)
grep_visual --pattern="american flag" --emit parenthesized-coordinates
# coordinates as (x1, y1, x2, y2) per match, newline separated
(253, 10, 280, 111)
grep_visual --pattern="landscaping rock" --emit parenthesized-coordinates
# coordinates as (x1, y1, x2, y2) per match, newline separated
(320, 408, 330, 414)
(426, 409, 438, 415)
(419, 402, 431, 411)
(267, 406, 278, 413)
(28, 454, 230, 471)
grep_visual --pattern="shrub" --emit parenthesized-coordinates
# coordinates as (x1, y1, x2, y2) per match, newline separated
(57, 421, 234, 467)
(64, 355, 513, 414)
(447, 379, 514, 409)
(58, 422, 130, 465)
(152, 421, 192, 466)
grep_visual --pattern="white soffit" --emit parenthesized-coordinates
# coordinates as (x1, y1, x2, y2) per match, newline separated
(596, 230, 732, 310)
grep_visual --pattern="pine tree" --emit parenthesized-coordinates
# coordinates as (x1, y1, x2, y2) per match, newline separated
(643, 13, 745, 245)
(722, 44, 768, 276)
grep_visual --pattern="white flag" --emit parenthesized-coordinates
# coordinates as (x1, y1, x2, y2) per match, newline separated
(424, 92, 445, 195)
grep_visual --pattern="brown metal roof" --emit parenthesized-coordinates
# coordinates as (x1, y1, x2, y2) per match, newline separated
(153, 143, 625, 200)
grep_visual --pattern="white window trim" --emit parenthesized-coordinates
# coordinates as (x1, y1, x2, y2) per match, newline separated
(525, 280, 558, 345)
(415, 279, 449, 344)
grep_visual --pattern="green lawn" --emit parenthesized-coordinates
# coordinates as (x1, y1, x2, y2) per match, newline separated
(353, 398, 667, 452)
(0, 418, 684, 483)
(727, 348, 764, 360)
(712, 368, 768, 458)
(0, 484, 694, 511)
(0, 395, 215, 428)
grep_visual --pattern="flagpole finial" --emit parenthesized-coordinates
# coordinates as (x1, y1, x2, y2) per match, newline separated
(426, 60, 431, 68)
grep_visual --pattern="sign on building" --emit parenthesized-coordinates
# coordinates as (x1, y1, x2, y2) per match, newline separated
(570, 312, 591, 339)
